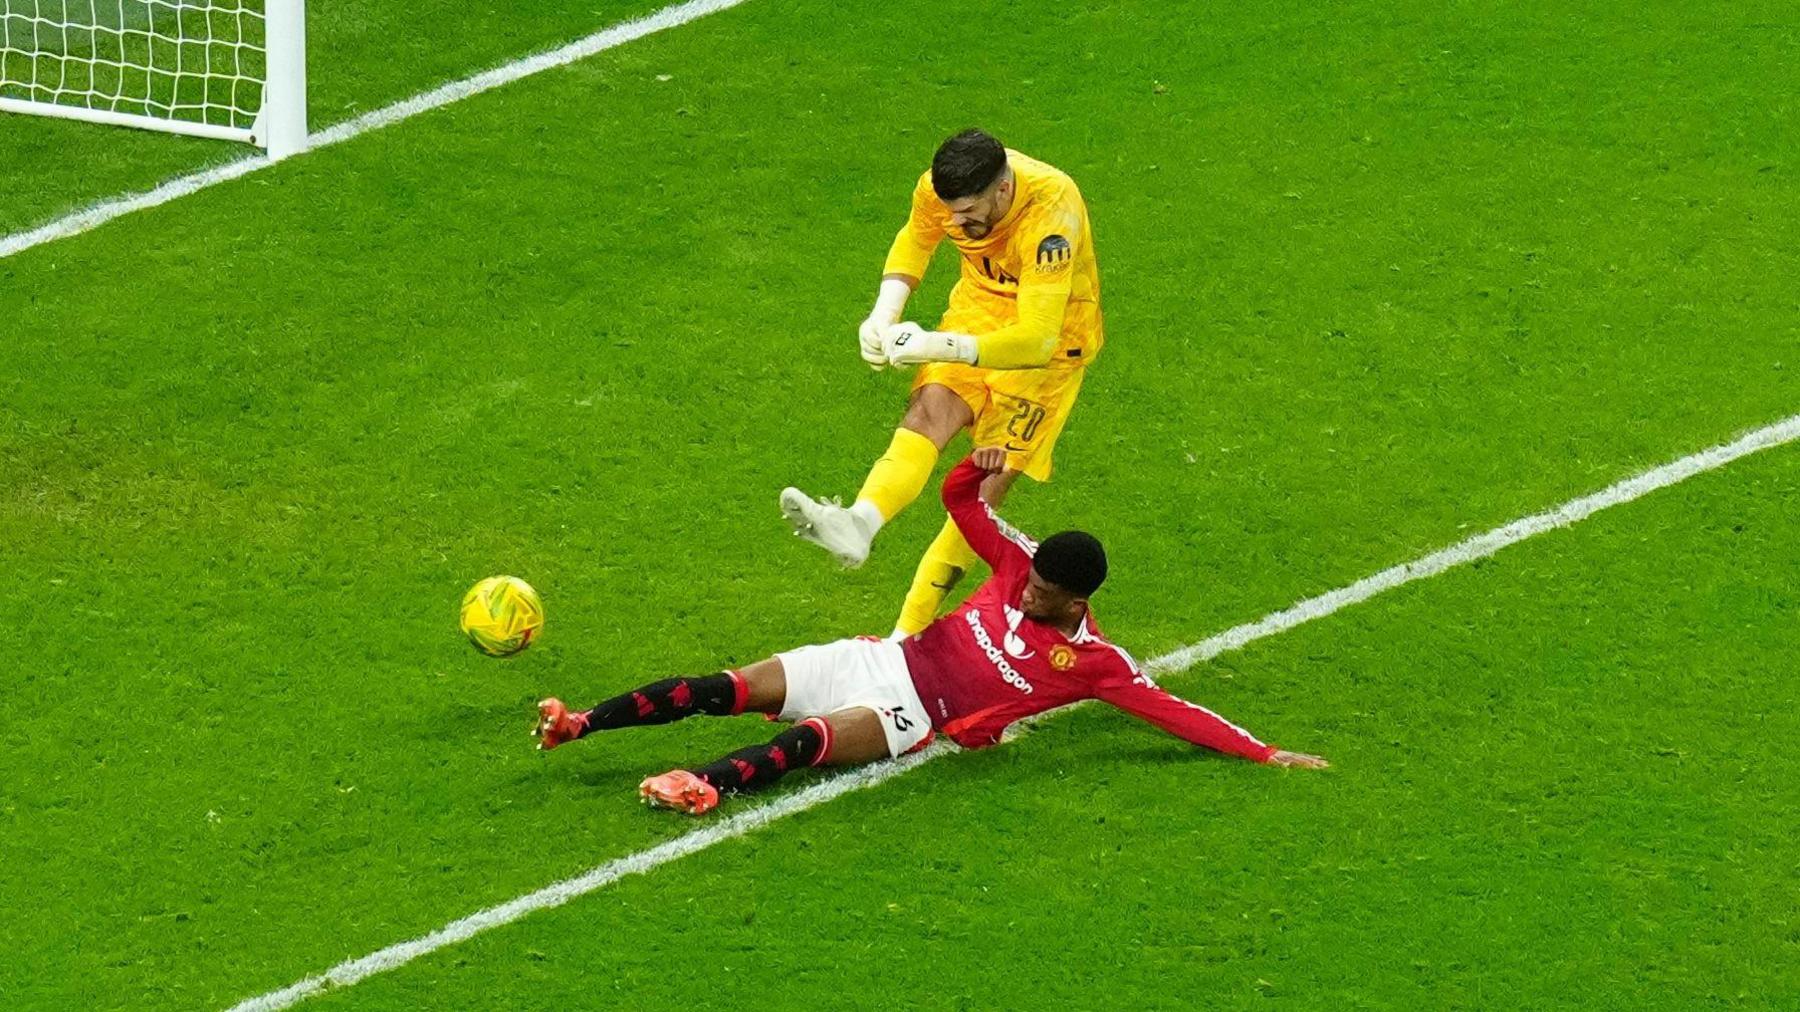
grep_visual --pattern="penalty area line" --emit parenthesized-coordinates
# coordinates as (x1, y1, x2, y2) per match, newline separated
(223, 410, 1800, 1011)
(0, 0, 754, 261)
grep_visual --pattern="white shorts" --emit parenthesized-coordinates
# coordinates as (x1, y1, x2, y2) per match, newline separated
(776, 637, 933, 758)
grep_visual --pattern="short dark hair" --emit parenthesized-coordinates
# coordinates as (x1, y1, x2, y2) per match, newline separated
(931, 128, 1007, 201)
(1034, 531, 1107, 598)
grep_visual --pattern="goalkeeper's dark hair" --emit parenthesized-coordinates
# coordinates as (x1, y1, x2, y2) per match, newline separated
(931, 128, 1008, 200)
(1034, 531, 1108, 598)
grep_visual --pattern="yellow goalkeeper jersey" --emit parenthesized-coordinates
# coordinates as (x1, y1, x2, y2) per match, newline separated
(881, 149, 1102, 369)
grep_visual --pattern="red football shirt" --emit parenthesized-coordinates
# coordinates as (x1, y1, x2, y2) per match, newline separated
(901, 458, 1277, 762)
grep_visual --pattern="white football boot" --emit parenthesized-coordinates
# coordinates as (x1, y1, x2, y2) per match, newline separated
(779, 488, 875, 568)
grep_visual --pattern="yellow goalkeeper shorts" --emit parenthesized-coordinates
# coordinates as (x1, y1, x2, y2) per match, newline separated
(911, 360, 1085, 481)
(911, 296, 1088, 482)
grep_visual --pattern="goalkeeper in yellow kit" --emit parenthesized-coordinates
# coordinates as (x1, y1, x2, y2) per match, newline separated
(781, 128, 1105, 637)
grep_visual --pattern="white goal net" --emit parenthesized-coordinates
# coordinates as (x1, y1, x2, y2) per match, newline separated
(0, 0, 306, 157)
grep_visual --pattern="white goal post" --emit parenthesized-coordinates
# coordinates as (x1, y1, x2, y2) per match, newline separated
(0, 0, 306, 159)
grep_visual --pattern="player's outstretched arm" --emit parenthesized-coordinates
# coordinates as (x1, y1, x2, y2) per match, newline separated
(880, 320, 978, 366)
(882, 215, 1083, 370)
(866, 176, 945, 368)
(880, 273, 1071, 370)
(1093, 669, 1325, 768)
(940, 450, 1034, 574)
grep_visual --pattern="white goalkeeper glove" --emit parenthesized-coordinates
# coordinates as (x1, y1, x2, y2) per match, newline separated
(859, 278, 914, 370)
(858, 317, 888, 370)
(881, 322, 979, 367)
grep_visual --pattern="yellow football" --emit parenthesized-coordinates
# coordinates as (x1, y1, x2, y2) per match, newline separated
(459, 575, 544, 656)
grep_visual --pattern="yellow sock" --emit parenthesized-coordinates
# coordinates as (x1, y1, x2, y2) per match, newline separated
(894, 517, 983, 635)
(855, 427, 939, 522)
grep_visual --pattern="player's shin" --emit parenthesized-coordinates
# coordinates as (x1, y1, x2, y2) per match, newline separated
(692, 717, 831, 794)
(893, 517, 982, 636)
(580, 671, 749, 733)
(852, 428, 940, 534)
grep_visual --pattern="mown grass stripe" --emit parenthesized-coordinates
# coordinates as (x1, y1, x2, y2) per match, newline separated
(224, 411, 1800, 1011)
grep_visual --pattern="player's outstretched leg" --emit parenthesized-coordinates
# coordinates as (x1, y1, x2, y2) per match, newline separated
(892, 515, 983, 637)
(536, 671, 751, 750)
(781, 386, 970, 568)
(780, 427, 937, 568)
(639, 716, 829, 814)
(640, 707, 892, 815)
(891, 466, 1019, 637)
(778, 487, 882, 569)
(536, 658, 788, 750)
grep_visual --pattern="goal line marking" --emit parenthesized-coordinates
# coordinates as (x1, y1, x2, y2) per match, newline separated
(0, 0, 753, 261)
(223, 410, 1800, 1011)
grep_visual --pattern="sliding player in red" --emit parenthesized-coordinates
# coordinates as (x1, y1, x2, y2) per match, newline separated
(535, 448, 1326, 814)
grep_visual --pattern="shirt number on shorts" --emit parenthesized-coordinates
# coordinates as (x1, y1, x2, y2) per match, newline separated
(888, 706, 915, 732)
(1007, 401, 1048, 443)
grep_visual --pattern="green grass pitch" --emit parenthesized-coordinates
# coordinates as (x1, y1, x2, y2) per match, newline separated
(2, 1, 1797, 1008)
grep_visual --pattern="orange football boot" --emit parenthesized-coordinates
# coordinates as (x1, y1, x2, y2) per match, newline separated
(638, 770, 720, 815)
(534, 698, 589, 751)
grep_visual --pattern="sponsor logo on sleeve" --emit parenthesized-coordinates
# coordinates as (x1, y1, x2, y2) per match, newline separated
(1034, 234, 1073, 275)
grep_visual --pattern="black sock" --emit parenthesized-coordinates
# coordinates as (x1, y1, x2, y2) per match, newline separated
(693, 718, 830, 794)
(580, 672, 744, 735)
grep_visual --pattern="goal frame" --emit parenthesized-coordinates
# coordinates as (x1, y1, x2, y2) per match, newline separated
(0, 0, 307, 159)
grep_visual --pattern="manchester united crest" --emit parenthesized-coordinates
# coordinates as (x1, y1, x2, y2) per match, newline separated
(1049, 644, 1077, 671)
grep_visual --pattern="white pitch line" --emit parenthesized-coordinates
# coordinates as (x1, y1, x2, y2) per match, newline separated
(223, 410, 1800, 1012)
(226, 747, 941, 1012)
(0, 0, 753, 261)
(1146, 410, 1800, 675)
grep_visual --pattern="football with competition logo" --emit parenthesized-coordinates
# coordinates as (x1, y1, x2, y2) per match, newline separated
(459, 576, 543, 656)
